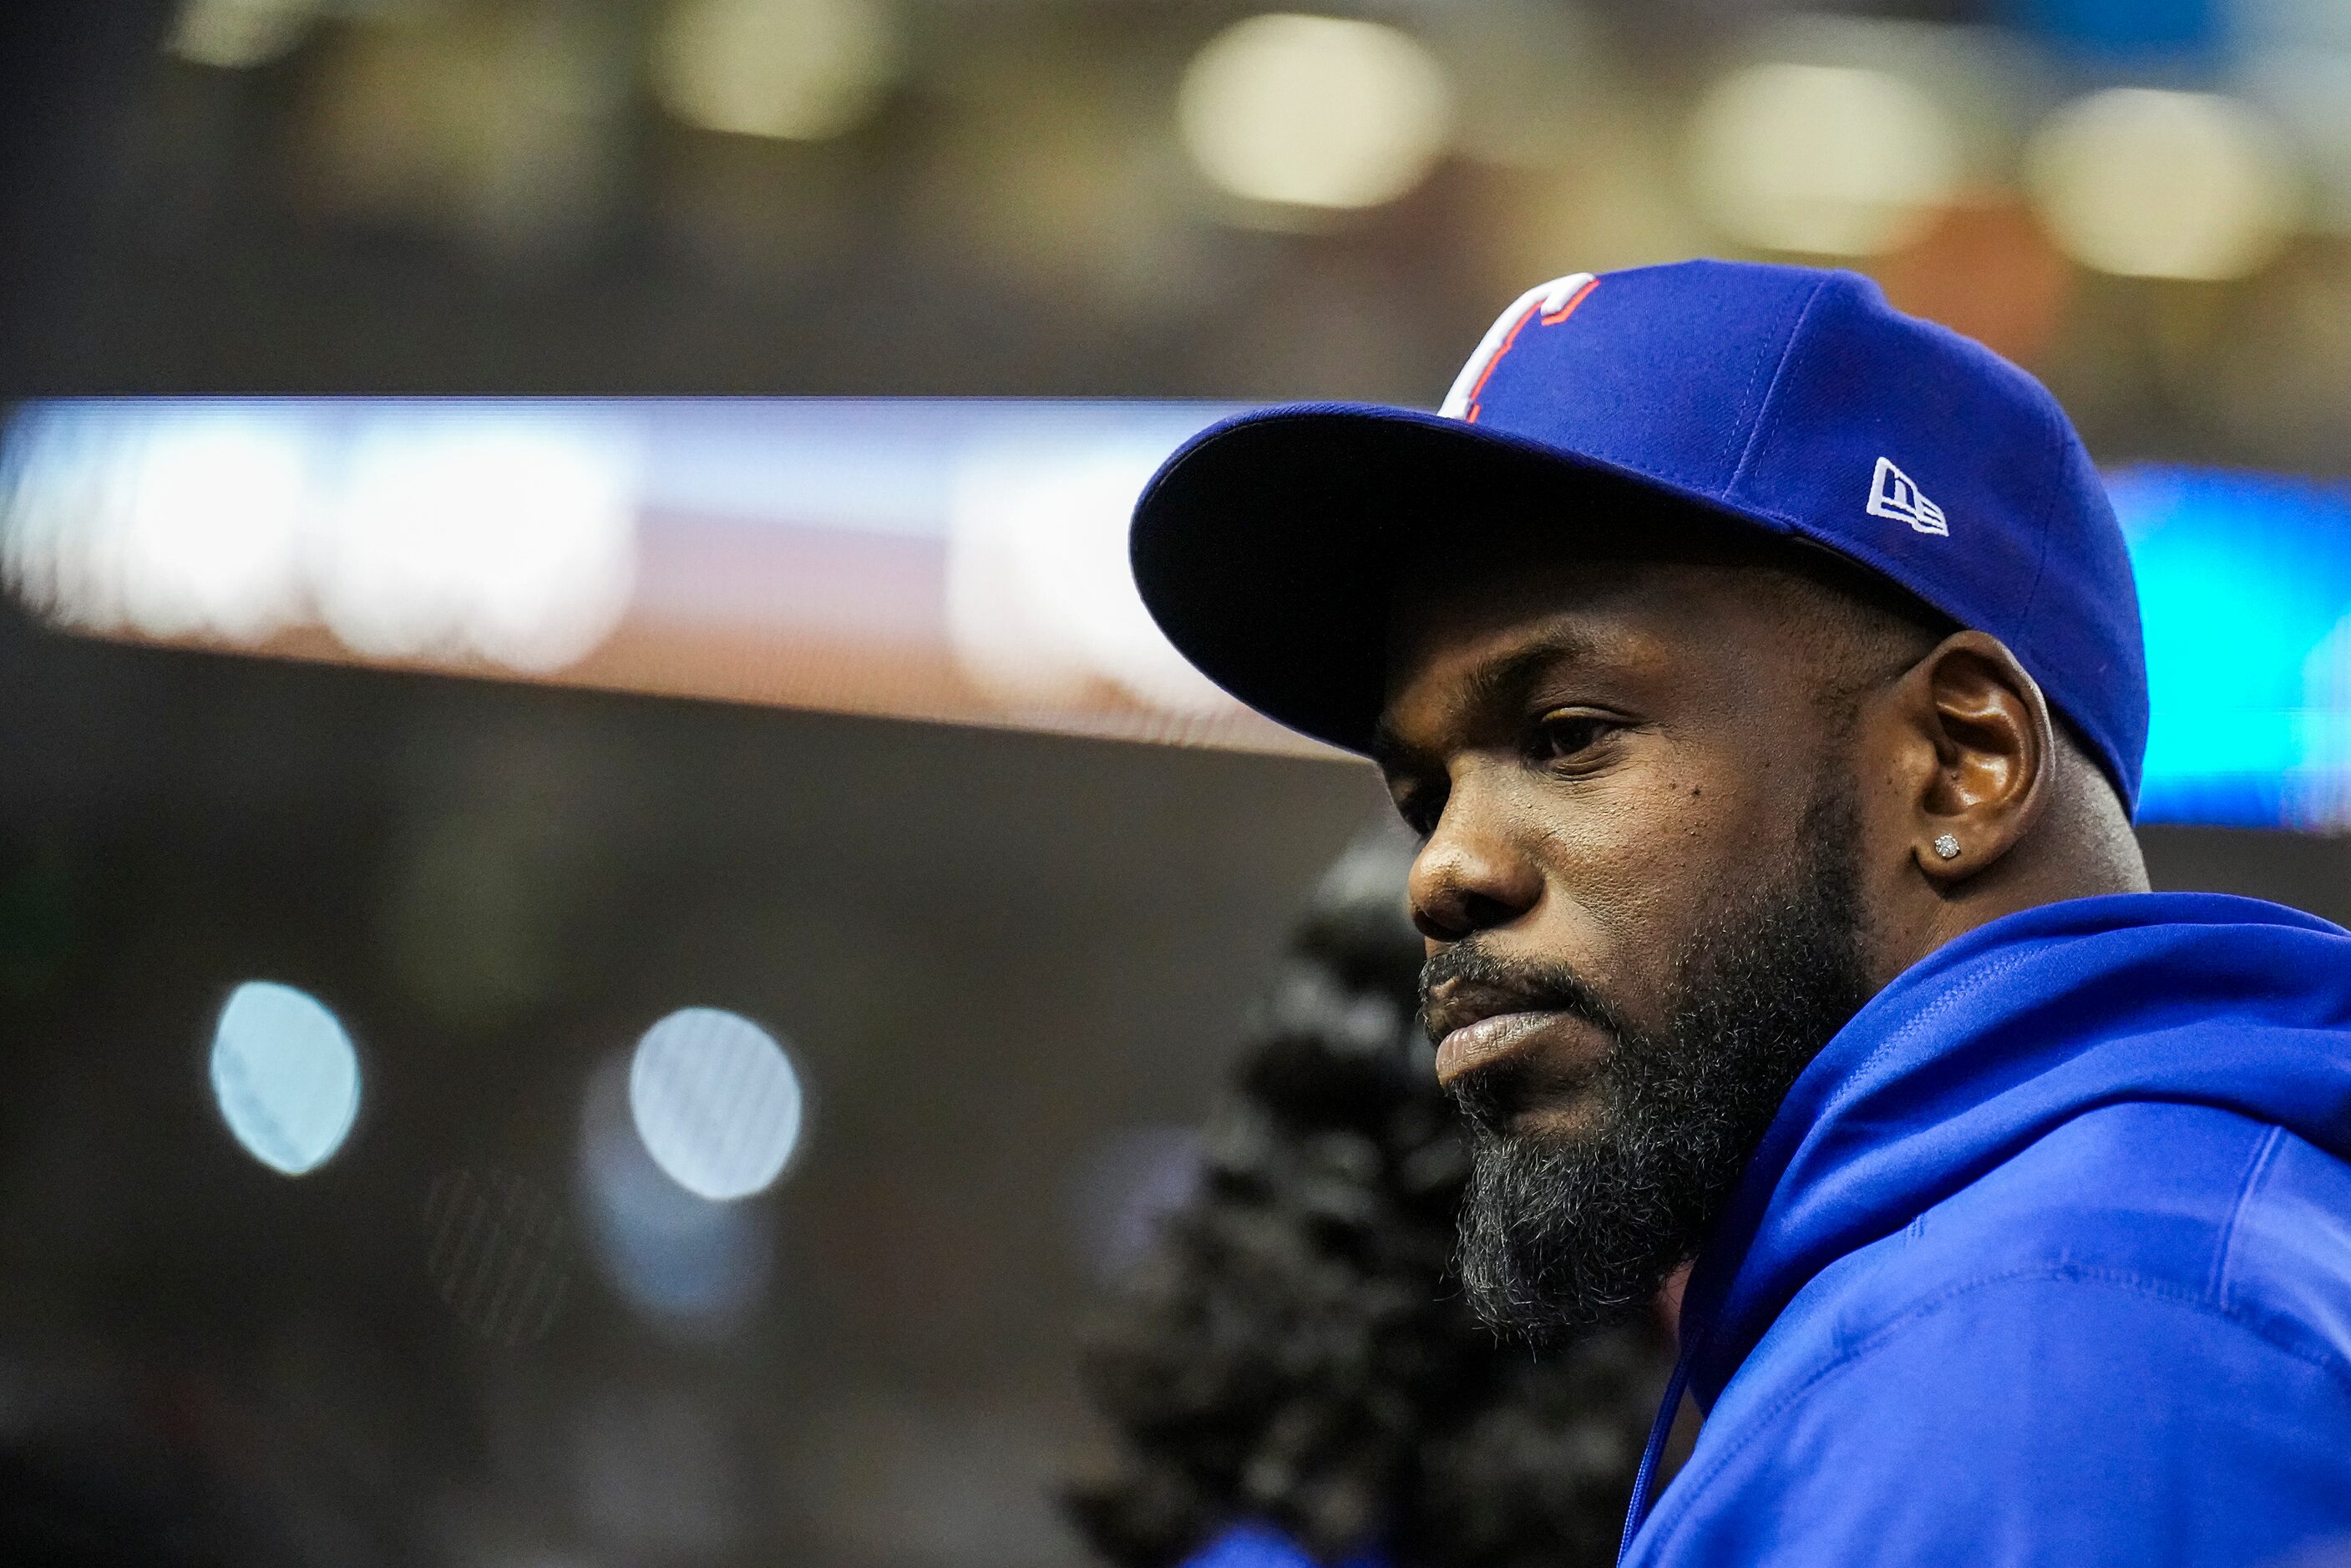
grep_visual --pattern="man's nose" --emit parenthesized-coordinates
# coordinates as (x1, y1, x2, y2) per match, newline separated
(1407, 785, 1543, 943)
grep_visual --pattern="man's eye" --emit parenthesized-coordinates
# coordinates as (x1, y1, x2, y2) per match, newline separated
(1533, 714, 1613, 764)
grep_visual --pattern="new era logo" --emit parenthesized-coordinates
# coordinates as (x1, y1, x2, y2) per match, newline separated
(1867, 457, 1948, 536)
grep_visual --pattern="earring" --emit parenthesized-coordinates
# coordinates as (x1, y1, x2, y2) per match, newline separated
(1932, 832, 1962, 862)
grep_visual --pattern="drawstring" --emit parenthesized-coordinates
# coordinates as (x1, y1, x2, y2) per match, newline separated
(1616, 1350, 1693, 1565)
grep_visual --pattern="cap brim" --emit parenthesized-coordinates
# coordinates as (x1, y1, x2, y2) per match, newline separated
(1130, 403, 1785, 755)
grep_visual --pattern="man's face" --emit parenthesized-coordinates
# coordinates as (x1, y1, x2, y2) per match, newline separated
(1376, 543, 1879, 1340)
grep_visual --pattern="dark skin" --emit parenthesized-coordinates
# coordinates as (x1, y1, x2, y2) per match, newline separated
(1378, 539, 2148, 1133)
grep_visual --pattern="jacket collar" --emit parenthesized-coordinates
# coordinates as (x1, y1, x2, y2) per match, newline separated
(1673, 891, 2351, 1406)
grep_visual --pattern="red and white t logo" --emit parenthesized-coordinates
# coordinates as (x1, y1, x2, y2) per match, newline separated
(1439, 272, 1599, 422)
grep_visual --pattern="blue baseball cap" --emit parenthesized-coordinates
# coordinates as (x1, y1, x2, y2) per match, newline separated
(1129, 259, 2149, 810)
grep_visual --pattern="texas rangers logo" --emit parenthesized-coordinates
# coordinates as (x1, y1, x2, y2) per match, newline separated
(1867, 457, 1948, 536)
(1440, 272, 1599, 423)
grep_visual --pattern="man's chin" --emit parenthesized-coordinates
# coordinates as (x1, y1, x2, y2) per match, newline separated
(1444, 1055, 1605, 1141)
(1452, 1123, 1684, 1346)
(1497, 1094, 1609, 1141)
(1439, 779, 1873, 1344)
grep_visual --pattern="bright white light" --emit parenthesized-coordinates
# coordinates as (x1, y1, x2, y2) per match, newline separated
(209, 981, 360, 1176)
(2, 405, 640, 672)
(0, 404, 311, 642)
(167, 0, 318, 70)
(1687, 62, 1962, 256)
(114, 412, 312, 640)
(314, 413, 639, 671)
(653, 0, 900, 142)
(946, 443, 1231, 716)
(629, 1009, 804, 1201)
(2027, 89, 2301, 281)
(1178, 14, 1455, 211)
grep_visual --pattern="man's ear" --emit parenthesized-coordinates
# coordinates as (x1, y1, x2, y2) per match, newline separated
(1886, 631, 2054, 885)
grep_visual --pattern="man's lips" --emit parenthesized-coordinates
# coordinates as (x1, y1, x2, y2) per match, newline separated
(1425, 971, 1616, 1086)
(1433, 1009, 1573, 1085)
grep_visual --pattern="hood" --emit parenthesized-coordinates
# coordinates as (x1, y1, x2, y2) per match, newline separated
(1679, 891, 2351, 1409)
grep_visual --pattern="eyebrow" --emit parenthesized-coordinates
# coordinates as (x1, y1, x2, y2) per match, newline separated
(1371, 628, 1601, 772)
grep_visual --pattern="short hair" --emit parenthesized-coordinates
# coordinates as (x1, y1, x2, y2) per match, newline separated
(1762, 539, 1953, 731)
(1759, 536, 2120, 806)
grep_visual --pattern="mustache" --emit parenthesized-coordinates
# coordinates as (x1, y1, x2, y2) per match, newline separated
(1416, 943, 1629, 1045)
(1421, 945, 1632, 1133)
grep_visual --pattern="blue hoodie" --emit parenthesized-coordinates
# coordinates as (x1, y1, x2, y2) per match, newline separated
(1622, 893, 2351, 1566)
(1179, 1524, 1383, 1568)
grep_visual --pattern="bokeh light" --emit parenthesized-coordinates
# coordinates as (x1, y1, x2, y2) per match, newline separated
(209, 980, 360, 1176)
(580, 1052, 774, 1325)
(1687, 61, 1962, 257)
(166, 0, 319, 70)
(653, 0, 900, 142)
(945, 437, 1230, 716)
(2110, 466, 2351, 827)
(629, 1008, 804, 1201)
(314, 412, 640, 671)
(300, 15, 623, 255)
(2027, 89, 2301, 281)
(0, 402, 312, 643)
(0, 402, 639, 673)
(1177, 14, 1454, 213)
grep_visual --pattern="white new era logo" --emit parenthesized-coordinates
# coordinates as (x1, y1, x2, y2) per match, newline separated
(1867, 457, 1948, 536)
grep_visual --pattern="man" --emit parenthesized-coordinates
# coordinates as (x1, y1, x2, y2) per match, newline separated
(1127, 260, 2351, 1565)
(1072, 824, 1670, 1568)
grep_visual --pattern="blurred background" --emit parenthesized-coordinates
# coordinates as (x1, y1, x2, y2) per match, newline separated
(5, 1, 2351, 1565)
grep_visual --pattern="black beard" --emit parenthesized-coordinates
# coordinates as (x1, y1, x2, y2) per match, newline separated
(1436, 787, 1872, 1348)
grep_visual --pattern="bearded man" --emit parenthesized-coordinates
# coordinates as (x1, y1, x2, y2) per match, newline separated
(1128, 261, 2351, 1566)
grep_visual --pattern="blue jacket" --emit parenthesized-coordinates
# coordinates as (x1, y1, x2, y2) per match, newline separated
(1179, 1524, 1381, 1568)
(1625, 893, 2351, 1566)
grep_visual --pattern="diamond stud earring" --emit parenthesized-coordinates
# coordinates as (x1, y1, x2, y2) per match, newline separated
(1933, 832, 1963, 862)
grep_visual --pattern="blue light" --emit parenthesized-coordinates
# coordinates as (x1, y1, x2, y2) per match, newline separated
(209, 980, 362, 1175)
(628, 1007, 804, 1201)
(2114, 467, 2351, 827)
(579, 1051, 773, 1327)
(2012, 0, 2220, 64)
